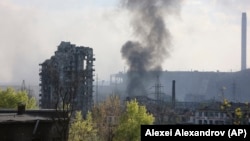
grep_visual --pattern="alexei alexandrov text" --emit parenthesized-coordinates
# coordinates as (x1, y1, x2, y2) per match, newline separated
(145, 128, 227, 137)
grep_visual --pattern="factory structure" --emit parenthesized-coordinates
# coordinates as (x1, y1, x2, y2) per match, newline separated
(241, 12, 247, 71)
(39, 41, 95, 116)
(108, 68, 250, 102)
(97, 12, 250, 104)
(96, 12, 250, 124)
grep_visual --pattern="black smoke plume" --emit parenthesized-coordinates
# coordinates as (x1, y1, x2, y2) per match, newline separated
(120, 0, 182, 96)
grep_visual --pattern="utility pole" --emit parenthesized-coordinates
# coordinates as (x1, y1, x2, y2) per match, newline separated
(220, 86, 226, 101)
(21, 80, 26, 91)
(155, 75, 163, 102)
(232, 81, 236, 102)
(153, 74, 164, 124)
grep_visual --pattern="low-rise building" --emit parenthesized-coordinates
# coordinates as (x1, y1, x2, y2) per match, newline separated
(0, 105, 68, 141)
(188, 102, 250, 125)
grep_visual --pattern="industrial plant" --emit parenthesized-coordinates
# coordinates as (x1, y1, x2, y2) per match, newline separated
(36, 12, 250, 124)
(99, 12, 249, 102)
(95, 12, 250, 124)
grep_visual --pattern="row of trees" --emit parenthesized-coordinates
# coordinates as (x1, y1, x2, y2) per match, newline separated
(0, 87, 37, 109)
(68, 95, 155, 141)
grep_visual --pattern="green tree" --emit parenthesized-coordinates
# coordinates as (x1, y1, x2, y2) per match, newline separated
(221, 99, 250, 125)
(68, 111, 97, 141)
(114, 99, 155, 141)
(92, 94, 122, 141)
(0, 87, 37, 109)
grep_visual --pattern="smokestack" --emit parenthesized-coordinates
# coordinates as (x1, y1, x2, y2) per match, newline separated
(241, 12, 247, 71)
(172, 80, 175, 109)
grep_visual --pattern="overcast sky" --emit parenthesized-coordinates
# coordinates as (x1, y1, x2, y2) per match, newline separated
(0, 0, 249, 86)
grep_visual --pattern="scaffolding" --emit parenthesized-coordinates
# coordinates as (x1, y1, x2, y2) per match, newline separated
(39, 41, 95, 116)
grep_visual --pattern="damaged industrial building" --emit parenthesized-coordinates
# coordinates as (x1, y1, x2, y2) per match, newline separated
(95, 12, 250, 124)
(39, 41, 95, 116)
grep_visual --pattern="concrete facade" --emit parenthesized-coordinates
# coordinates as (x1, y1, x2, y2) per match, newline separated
(39, 41, 95, 116)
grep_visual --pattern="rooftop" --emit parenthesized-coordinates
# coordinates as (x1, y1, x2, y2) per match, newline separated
(0, 109, 66, 123)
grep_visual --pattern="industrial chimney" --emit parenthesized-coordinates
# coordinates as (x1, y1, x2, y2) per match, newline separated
(241, 12, 247, 71)
(172, 80, 176, 109)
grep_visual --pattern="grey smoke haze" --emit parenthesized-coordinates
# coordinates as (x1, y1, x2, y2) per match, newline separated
(1, 0, 249, 89)
(120, 0, 182, 96)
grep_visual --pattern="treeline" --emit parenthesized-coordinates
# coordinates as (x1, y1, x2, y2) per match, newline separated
(0, 87, 37, 109)
(68, 95, 154, 141)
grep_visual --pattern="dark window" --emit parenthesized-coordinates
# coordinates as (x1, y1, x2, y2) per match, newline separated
(204, 120, 207, 124)
(209, 120, 213, 124)
(198, 120, 202, 124)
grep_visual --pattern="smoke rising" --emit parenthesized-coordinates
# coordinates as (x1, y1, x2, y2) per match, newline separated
(120, 0, 182, 96)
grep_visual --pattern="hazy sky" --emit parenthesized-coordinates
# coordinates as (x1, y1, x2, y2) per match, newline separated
(0, 0, 249, 85)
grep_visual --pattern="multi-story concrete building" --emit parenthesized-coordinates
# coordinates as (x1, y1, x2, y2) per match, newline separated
(39, 41, 95, 116)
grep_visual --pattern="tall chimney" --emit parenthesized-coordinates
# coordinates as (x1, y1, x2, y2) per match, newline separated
(241, 12, 247, 71)
(172, 80, 175, 109)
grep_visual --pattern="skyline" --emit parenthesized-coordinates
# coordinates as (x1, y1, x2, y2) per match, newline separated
(0, 0, 249, 85)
